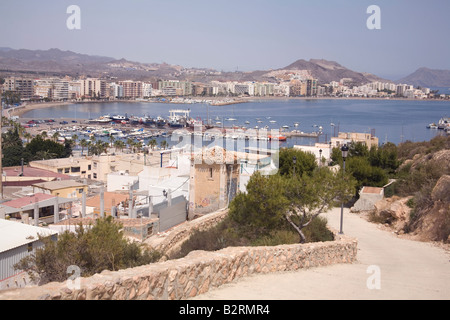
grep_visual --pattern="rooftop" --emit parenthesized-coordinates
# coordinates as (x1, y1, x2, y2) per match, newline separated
(361, 186, 384, 194)
(3, 166, 71, 179)
(0, 219, 57, 253)
(32, 180, 87, 190)
(1, 193, 54, 209)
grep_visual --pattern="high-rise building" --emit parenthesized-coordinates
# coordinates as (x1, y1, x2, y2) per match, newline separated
(80, 78, 107, 98)
(3, 77, 34, 100)
(119, 80, 143, 98)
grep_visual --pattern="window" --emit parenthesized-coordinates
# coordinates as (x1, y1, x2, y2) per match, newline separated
(209, 167, 213, 179)
(27, 243, 33, 252)
(88, 165, 91, 170)
(57, 169, 63, 174)
(93, 173, 97, 179)
(64, 168, 70, 174)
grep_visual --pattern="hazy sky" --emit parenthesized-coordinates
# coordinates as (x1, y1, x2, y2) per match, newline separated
(1, 0, 449, 80)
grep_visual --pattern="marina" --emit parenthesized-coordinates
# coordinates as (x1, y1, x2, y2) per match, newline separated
(18, 99, 450, 148)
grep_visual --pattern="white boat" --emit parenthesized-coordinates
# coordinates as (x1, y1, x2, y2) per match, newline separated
(226, 117, 237, 121)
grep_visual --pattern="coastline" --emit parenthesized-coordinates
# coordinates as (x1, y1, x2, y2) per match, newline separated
(9, 96, 449, 119)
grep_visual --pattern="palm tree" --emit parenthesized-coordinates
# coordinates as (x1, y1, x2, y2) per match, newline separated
(80, 139, 88, 156)
(160, 140, 168, 150)
(71, 134, 79, 149)
(114, 140, 125, 152)
(52, 132, 60, 142)
(148, 139, 157, 150)
(108, 135, 115, 147)
(23, 132, 32, 144)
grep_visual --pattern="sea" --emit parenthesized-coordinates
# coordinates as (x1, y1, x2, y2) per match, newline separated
(21, 98, 450, 148)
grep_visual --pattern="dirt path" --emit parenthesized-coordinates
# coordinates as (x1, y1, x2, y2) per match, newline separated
(191, 207, 450, 300)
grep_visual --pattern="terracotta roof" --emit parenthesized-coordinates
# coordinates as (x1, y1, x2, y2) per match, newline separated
(85, 192, 129, 210)
(4, 166, 70, 179)
(1, 193, 54, 208)
(361, 186, 383, 194)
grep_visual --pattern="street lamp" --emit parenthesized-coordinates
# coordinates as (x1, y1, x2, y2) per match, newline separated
(339, 144, 349, 234)
(292, 156, 297, 176)
(319, 149, 322, 167)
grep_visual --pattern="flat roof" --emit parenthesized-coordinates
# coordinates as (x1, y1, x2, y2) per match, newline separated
(31, 180, 86, 190)
(3, 166, 71, 179)
(361, 186, 384, 194)
(0, 219, 57, 253)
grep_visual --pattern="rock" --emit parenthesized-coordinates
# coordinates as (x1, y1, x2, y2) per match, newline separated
(431, 175, 450, 202)
(373, 196, 412, 231)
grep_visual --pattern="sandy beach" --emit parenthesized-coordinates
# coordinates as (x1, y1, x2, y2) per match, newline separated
(8, 101, 71, 118)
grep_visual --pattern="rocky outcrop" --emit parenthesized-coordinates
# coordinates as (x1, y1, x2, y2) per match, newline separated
(409, 175, 450, 242)
(372, 196, 412, 232)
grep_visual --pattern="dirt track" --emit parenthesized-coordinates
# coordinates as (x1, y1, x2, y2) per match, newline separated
(191, 207, 450, 300)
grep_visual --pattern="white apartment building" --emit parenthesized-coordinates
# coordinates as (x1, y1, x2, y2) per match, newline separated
(34, 78, 69, 100)
(142, 82, 152, 97)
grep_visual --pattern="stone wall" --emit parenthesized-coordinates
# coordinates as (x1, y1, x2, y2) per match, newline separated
(0, 231, 357, 300)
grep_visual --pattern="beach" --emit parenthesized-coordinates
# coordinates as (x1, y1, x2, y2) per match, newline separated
(8, 101, 71, 118)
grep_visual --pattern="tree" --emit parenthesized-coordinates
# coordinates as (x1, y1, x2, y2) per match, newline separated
(80, 139, 88, 156)
(14, 217, 161, 285)
(2, 127, 25, 166)
(160, 140, 168, 150)
(283, 167, 356, 243)
(277, 148, 317, 177)
(229, 167, 356, 244)
(229, 172, 289, 236)
(25, 136, 66, 161)
(148, 139, 157, 150)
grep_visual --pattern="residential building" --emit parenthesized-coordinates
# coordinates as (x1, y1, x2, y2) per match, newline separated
(120, 80, 143, 98)
(31, 180, 88, 199)
(3, 77, 34, 100)
(331, 132, 379, 150)
(0, 219, 58, 290)
(80, 78, 107, 98)
(29, 154, 145, 182)
(0, 193, 73, 224)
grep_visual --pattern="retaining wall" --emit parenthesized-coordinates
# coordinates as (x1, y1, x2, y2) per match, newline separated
(0, 231, 357, 300)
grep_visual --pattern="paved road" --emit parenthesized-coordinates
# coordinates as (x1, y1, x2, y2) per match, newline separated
(191, 207, 450, 300)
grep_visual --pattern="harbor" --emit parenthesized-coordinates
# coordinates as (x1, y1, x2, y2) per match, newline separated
(16, 99, 450, 147)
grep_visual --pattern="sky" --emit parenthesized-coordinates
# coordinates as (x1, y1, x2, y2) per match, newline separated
(1, 0, 449, 80)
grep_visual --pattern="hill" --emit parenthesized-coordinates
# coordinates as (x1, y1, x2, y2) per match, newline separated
(397, 67, 450, 87)
(0, 47, 388, 85)
(278, 59, 387, 84)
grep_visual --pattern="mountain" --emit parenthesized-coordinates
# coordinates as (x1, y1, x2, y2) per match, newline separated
(276, 59, 388, 84)
(0, 47, 185, 80)
(0, 47, 389, 85)
(397, 67, 450, 87)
